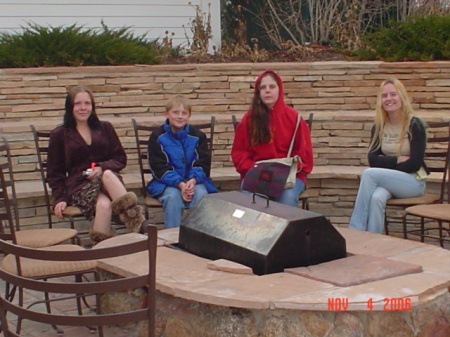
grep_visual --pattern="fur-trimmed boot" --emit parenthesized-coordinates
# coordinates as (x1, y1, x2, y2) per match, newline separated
(111, 192, 144, 233)
(89, 227, 116, 245)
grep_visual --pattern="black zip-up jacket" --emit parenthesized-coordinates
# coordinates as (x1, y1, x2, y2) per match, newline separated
(368, 117, 429, 174)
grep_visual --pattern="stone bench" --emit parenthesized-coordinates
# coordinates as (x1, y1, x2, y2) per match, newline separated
(13, 166, 241, 238)
(16, 165, 363, 200)
(14, 166, 240, 200)
(15, 164, 376, 200)
(14, 164, 443, 235)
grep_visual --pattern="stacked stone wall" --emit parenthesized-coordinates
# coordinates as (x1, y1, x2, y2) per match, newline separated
(1, 61, 449, 181)
(0, 62, 448, 235)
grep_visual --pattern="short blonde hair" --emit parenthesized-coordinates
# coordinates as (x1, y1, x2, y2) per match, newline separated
(165, 95, 192, 114)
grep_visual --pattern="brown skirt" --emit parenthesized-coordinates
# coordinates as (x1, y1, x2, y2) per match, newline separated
(68, 172, 124, 221)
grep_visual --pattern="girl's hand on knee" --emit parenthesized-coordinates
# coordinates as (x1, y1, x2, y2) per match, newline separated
(54, 201, 67, 219)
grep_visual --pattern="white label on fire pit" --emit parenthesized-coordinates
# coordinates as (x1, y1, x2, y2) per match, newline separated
(232, 209, 245, 218)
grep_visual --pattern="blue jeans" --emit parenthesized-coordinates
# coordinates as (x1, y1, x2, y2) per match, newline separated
(158, 184, 208, 229)
(349, 168, 426, 234)
(241, 178, 305, 207)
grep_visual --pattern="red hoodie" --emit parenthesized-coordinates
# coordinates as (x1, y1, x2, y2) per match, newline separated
(231, 70, 313, 184)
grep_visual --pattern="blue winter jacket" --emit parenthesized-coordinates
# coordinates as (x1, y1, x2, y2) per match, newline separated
(146, 120, 218, 197)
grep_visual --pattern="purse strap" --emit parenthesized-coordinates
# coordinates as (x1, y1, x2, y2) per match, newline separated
(287, 113, 301, 157)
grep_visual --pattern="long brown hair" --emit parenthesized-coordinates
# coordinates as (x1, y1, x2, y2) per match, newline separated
(63, 85, 100, 129)
(248, 71, 280, 146)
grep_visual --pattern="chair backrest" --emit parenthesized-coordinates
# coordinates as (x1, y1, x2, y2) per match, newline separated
(132, 120, 160, 198)
(132, 117, 216, 197)
(0, 167, 16, 243)
(0, 226, 158, 337)
(425, 121, 450, 202)
(232, 114, 239, 131)
(195, 116, 216, 158)
(306, 112, 314, 131)
(29, 125, 55, 228)
(0, 137, 20, 231)
(446, 165, 450, 203)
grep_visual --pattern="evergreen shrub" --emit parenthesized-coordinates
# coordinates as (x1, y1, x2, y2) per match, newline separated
(354, 15, 450, 61)
(0, 22, 165, 68)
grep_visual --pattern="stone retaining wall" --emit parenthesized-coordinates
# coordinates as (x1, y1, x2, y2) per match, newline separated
(1, 62, 448, 236)
(1, 62, 449, 122)
(1, 61, 449, 182)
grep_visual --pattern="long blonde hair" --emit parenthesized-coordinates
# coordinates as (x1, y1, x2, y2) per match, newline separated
(369, 78, 415, 153)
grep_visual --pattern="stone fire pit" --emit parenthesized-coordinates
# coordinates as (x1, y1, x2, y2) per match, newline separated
(97, 227, 450, 337)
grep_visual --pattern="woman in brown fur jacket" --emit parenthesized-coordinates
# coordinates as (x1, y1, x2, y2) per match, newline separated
(47, 85, 144, 244)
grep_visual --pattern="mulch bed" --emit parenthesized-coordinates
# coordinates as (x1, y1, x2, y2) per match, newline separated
(161, 45, 350, 64)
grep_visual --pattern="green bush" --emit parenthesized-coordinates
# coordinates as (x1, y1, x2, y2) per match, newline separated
(354, 15, 450, 61)
(0, 22, 166, 68)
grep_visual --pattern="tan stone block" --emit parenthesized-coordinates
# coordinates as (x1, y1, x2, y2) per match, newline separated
(284, 82, 313, 89)
(200, 81, 230, 89)
(292, 75, 322, 81)
(229, 82, 252, 91)
(226, 76, 253, 83)
(11, 103, 60, 113)
(154, 76, 183, 83)
(198, 63, 252, 72)
(409, 85, 450, 92)
(321, 179, 359, 188)
(1, 87, 67, 94)
(48, 79, 83, 87)
(163, 82, 200, 91)
(207, 259, 253, 274)
(21, 80, 52, 87)
(227, 104, 249, 112)
(344, 97, 369, 104)
(0, 105, 11, 113)
(0, 81, 27, 88)
(297, 104, 342, 110)
(322, 122, 364, 130)
(197, 92, 226, 99)
(148, 64, 197, 72)
(286, 254, 422, 287)
(121, 83, 162, 90)
(318, 196, 339, 203)
(75, 78, 106, 86)
(100, 107, 145, 115)
(317, 91, 355, 98)
(295, 97, 346, 105)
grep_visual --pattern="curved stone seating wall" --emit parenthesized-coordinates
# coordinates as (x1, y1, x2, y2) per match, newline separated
(1, 62, 448, 234)
(96, 228, 450, 337)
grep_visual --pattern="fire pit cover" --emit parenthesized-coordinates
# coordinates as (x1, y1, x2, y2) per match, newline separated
(178, 191, 346, 275)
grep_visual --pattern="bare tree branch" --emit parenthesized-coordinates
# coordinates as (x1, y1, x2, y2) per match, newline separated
(267, 0, 302, 45)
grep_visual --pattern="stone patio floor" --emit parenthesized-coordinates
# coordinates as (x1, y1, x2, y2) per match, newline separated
(0, 272, 132, 337)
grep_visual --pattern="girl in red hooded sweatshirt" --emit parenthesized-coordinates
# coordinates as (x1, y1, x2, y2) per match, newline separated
(231, 70, 314, 207)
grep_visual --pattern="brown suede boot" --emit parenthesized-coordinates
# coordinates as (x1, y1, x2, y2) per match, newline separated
(89, 227, 116, 245)
(111, 192, 145, 233)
